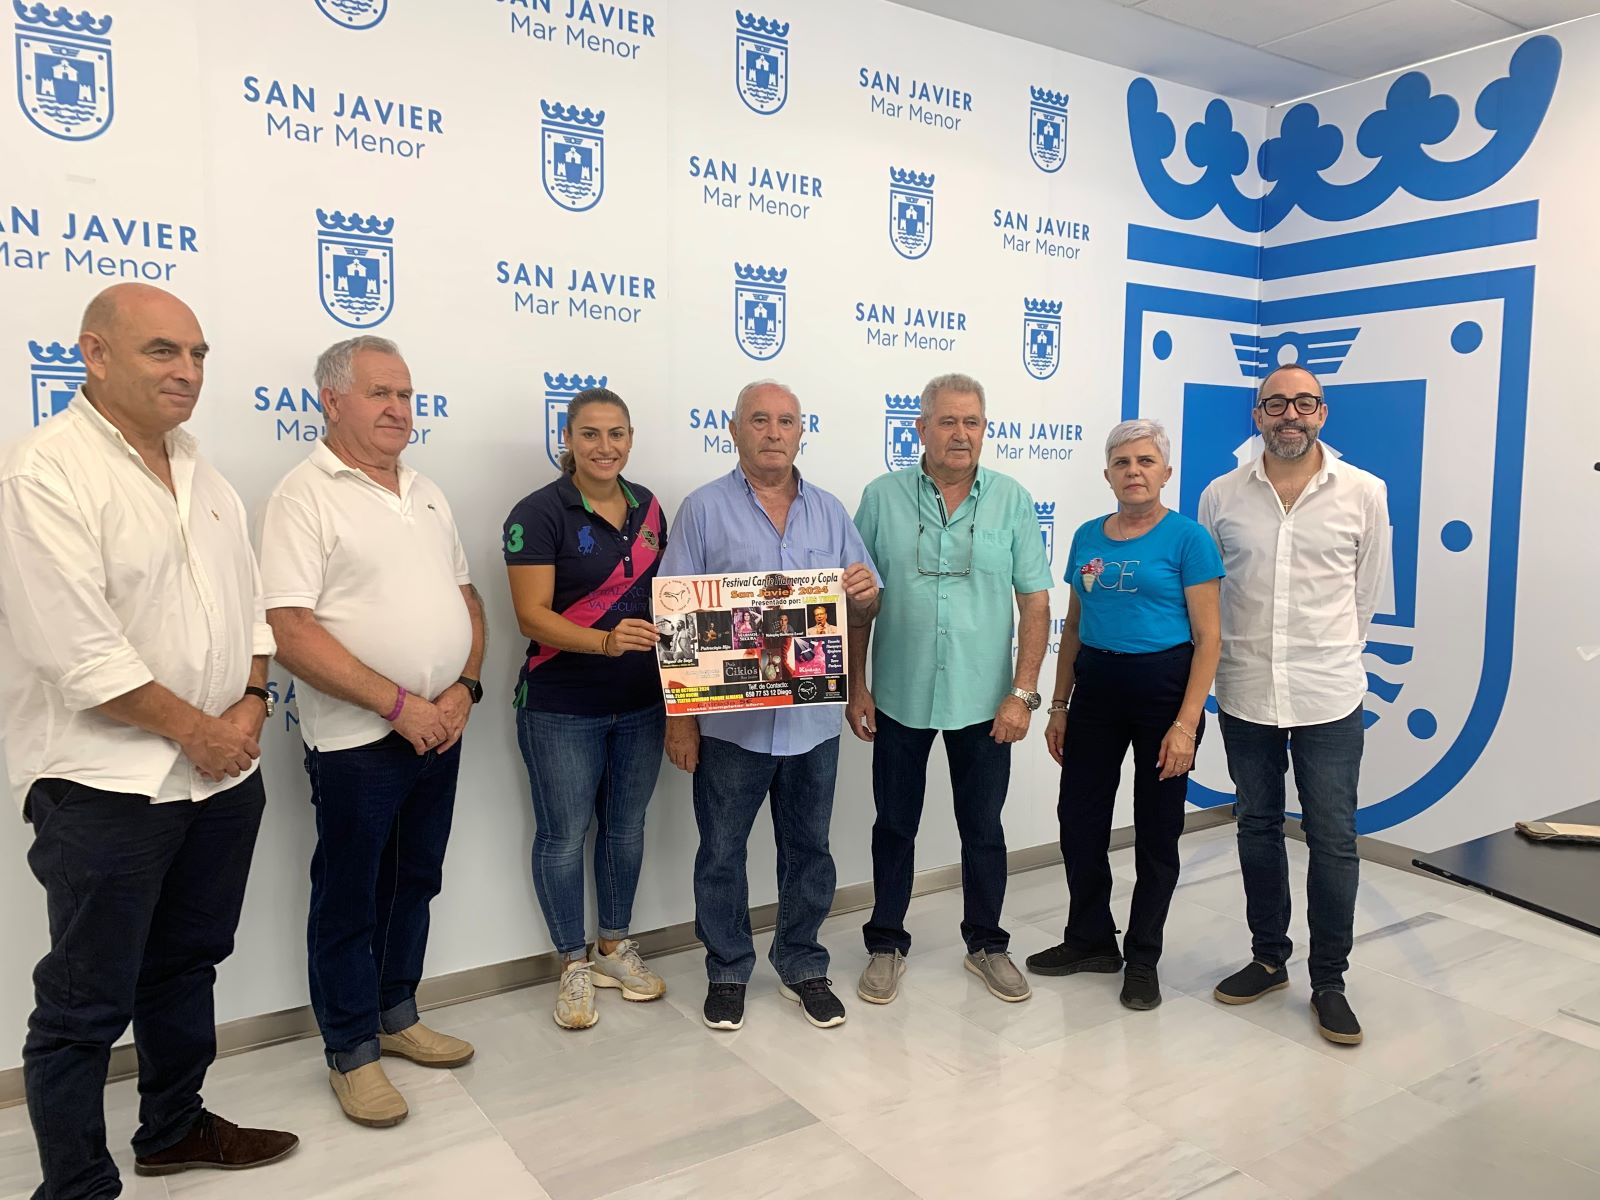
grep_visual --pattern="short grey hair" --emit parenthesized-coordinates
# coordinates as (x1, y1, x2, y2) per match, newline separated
(1256, 362, 1322, 402)
(733, 378, 800, 422)
(314, 335, 402, 394)
(920, 372, 985, 417)
(1105, 419, 1171, 464)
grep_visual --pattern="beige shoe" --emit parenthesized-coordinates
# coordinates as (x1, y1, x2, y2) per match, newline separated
(589, 939, 667, 1001)
(555, 960, 600, 1030)
(378, 1021, 475, 1068)
(329, 1062, 408, 1128)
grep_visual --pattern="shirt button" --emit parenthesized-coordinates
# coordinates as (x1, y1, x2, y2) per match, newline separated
(938, 664, 946, 671)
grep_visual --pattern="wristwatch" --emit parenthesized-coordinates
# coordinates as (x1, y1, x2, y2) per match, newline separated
(457, 675, 484, 704)
(245, 686, 275, 718)
(1010, 687, 1042, 711)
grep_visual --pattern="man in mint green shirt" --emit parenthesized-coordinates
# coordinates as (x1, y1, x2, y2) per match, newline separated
(846, 373, 1052, 1006)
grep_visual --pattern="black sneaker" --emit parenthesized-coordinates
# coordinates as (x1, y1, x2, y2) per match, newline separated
(1311, 990, 1363, 1045)
(779, 977, 847, 1029)
(1024, 942, 1123, 977)
(1120, 963, 1162, 1011)
(1213, 961, 1289, 1005)
(702, 982, 746, 1031)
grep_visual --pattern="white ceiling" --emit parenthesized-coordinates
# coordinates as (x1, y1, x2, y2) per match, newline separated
(887, 0, 1600, 104)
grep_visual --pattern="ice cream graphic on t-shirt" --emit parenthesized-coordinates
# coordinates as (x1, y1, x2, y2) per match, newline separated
(1080, 557, 1104, 592)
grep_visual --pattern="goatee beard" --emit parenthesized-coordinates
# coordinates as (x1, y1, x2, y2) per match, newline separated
(1265, 423, 1318, 460)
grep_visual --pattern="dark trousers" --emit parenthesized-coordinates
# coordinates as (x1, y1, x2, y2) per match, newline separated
(863, 712, 1012, 957)
(1220, 706, 1364, 992)
(22, 772, 266, 1200)
(1058, 644, 1199, 967)
(305, 733, 460, 1071)
(691, 735, 839, 986)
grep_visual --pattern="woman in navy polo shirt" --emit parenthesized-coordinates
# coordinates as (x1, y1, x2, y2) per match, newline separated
(504, 387, 669, 1030)
(1026, 419, 1223, 1012)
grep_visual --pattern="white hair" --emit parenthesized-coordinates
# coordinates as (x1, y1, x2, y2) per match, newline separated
(314, 335, 401, 394)
(733, 379, 800, 422)
(1104, 419, 1171, 464)
(920, 372, 985, 417)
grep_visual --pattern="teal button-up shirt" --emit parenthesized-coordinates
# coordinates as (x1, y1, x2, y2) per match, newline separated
(855, 465, 1053, 731)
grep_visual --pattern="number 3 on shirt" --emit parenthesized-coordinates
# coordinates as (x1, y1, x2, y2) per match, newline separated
(505, 523, 524, 554)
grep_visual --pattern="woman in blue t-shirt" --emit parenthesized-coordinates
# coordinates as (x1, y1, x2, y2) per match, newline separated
(503, 387, 669, 1031)
(1025, 419, 1223, 1012)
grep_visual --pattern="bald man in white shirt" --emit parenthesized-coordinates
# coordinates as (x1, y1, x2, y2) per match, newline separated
(0, 284, 299, 1198)
(1198, 363, 1390, 1047)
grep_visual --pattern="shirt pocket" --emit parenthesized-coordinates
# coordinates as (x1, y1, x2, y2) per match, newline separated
(974, 528, 1012, 576)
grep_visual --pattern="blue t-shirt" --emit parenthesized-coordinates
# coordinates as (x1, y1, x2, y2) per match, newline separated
(1065, 511, 1223, 654)
(503, 473, 667, 716)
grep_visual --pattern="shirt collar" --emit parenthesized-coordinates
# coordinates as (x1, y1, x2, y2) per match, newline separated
(917, 459, 988, 495)
(558, 471, 639, 512)
(309, 438, 416, 492)
(1247, 443, 1340, 485)
(733, 463, 805, 498)
(71, 388, 198, 461)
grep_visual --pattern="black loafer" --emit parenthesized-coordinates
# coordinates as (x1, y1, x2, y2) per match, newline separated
(1311, 990, 1363, 1045)
(1213, 961, 1289, 1005)
(1025, 942, 1123, 977)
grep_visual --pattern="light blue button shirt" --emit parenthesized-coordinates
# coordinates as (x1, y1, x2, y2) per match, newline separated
(660, 467, 879, 757)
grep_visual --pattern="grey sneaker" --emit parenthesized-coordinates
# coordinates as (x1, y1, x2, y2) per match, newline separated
(589, 939, 666, 1001)
(554, 961, 598, 1030)
(857, 951, 907, 1004)
(964, 949, 1031, 1003)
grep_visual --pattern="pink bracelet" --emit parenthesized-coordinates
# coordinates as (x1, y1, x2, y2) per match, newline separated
(384, 686, 407, 722)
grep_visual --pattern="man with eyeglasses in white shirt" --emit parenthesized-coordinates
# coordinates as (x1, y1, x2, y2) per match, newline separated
(0, 284, 299, 1197)
(1198, 362, 1391, 1047)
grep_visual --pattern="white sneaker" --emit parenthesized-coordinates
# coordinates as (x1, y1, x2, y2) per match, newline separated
(554, 961, 598, 1029)
(589, 939, 666, 1001)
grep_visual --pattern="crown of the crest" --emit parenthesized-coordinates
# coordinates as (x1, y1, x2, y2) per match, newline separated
(1127, 34, 1560, 233)
(1034, 501, 1057, 517)
(545, 372, 608, 394)
(28, 339, 83, 365)
(889, 167, 935, 190)
(14, 2, 112, 35)
(540, 102, 606, 128)
(885, 394, 921, 413)
(734, 263, 788, 284)
(1031, 86, 1068, 111)
(1023, 298, 1063, 317)
(735, 10, 789, 38)
(316, 209, 395, 236)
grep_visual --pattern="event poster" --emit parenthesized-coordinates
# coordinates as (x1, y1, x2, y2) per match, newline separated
(652, 569, 850, 715)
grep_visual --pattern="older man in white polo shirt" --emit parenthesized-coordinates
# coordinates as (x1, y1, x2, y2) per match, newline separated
(0, 284, 299, 1197)
(258, 335, 485, 1128)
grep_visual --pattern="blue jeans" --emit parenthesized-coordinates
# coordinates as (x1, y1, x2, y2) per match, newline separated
(22, 773, 265, 1200)
(1219, 705, 1364, 993)
(305, 732, 460, 1071)
(864, 712, 1012, 956)
(516, 704, 665, 959)
(692, 735, 839, 986)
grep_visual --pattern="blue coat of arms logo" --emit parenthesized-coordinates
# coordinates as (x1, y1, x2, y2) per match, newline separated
(1023, 298, 1061, 380)
(315, 0, 387, 29)
(541, 101, 605, 213)
(1029, 86, 1068, 173)
(1122, 35, 1562, 833)
(544, 372, 607, 469)
(883, 394, 921, 471)
(29, 339, 83, 425)
(316, 209, 396, 329)
(1035, 501, 1055, 564)
(14, 3, 113, 141)
(735, 10, 787, 115)
(889, 167, 934, 260)
(734, 263, 786, 360)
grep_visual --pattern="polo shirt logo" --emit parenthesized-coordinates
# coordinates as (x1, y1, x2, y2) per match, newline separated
(639, 527, 659, 551)
(577, 525, 597, 556)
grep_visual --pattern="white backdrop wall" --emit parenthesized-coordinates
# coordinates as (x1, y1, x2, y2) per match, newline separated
(1, 0, 1591, 1074)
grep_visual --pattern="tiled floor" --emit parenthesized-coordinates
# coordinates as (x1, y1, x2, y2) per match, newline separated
(6, 824, 1600, 1199)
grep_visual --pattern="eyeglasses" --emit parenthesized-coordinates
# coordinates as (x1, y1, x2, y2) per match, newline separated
(1258, 393, 1323, 417)
(917, 519, 974, 576)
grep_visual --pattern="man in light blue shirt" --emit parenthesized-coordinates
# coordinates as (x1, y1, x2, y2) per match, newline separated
(847, 373, 1052, 1006)
(661, 380, 879, 1033)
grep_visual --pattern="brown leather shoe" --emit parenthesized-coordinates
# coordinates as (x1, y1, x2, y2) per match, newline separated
(330, 1061, 409, 1127)
(378, 1020, 475, 1068)
(133, 1111, 298, 1176)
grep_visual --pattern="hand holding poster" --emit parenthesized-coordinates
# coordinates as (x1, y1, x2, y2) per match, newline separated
(652, 569, 850, 715)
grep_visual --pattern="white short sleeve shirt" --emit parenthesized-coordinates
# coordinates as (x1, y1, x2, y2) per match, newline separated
(257, 441, 472, 752)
